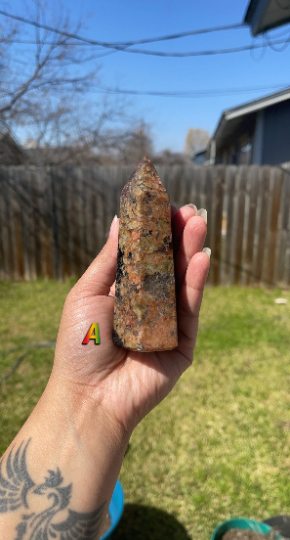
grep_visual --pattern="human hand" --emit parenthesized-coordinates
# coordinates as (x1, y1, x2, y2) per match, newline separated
(49, 205, 210, 440)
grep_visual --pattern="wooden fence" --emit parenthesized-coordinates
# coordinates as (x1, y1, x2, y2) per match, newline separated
(1, 164, 290, 287)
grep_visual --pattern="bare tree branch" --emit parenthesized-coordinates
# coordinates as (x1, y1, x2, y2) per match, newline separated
(0, 1, 152, 166)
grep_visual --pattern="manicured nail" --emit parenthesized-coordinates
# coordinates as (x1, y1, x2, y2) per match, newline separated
(109, 215, 118, 237)
(202, 247, 211, 259)
(197, 208, 207, 224)
(186, 203, 197, 213)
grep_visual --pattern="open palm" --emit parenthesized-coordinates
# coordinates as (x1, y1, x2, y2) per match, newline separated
(52, 205, 209, 434)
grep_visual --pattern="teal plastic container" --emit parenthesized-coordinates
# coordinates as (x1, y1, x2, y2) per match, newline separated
(211, 518, 282, 540)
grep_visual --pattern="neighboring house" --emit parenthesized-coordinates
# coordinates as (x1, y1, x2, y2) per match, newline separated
(193, 149, 207, 165)
(0, 132, 27, 165)
(210, 87, 290, 166)
(245, 0, 290, 36)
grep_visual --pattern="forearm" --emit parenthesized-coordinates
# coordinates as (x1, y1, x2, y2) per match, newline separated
(0, 373, 130, 540)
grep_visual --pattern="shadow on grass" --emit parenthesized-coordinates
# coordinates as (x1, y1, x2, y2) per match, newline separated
(111, 503, 191, 540)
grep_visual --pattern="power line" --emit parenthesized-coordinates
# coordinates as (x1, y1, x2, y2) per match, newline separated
(265, 31, 290, 52)
(108, 37, 290, 57)
(2, 40, 119, 59)
(1, 27, 248, 48)
(2, 35, 290, 59)
(2, 80, 287, 98)
(0, 10, 289, 58)
(1, 40, 105, 47)
(85, 83, 289, 98)
(0, 10, 245, 49)
(108, 23, 245, 46)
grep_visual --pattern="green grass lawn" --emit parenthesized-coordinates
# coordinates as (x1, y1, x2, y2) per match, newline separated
(1, 282, 290, 540)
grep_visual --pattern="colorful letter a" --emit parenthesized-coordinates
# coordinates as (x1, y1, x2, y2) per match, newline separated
(82, 323, 101, 345)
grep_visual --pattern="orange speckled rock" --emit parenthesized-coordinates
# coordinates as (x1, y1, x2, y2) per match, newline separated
(113, 156, 178, 352)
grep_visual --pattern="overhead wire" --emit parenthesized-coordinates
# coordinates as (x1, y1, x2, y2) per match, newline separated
(1, 10, 290, 58)
(106, 23, 245, 46)
(1, 6, 290, 122)
(250, 33, 268, 61)
(1, 80, 289, 99)
(84, 83, 290, 98)
(2, 31, 290, 58)
(264, 26, 290, 52)
(265, 33, 290, 52)
(108, 37, 290, 57)
(0, 10, 245, 49)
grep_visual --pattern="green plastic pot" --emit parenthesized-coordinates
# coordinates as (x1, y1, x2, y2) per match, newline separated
(211, 518, 282, 540)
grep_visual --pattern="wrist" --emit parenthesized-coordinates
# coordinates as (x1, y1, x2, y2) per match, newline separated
(9, 372, 130, 513)
(1, 373, 129, 536)
(40, 372, 131, 458)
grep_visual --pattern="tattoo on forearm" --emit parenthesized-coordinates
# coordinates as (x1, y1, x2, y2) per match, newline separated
(0, 439, 106, 540)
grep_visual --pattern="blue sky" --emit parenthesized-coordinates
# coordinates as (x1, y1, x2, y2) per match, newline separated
(3, 0, 290, 152)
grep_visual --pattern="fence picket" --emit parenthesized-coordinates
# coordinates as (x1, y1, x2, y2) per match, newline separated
(10, 169, 25, 280)
(254, 167, 270, 284)
(265, 168, 283, 286)
(212, 166, 225, 285)
(223, 166, 237, 285)
(245, 166, 259, 285)
(277, 170, 290, 286)
(233, 166, 248, 285)
(204, 166, 214, 284)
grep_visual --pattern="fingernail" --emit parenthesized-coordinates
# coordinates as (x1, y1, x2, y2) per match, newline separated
(197, 208, 207, 224)
(109, 215, 118, 237)
(202, 247, 211, 259)
(186, 203, 197, 213)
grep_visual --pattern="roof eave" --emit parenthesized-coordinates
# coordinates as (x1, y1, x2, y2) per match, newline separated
(244, 0, 290, 36)
(212, 89, 290, 151)
(212, 114, 227, 143)
(244, 0, 269, 36)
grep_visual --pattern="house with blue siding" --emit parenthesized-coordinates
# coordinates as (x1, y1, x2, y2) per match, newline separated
(211, 87, 290, 166)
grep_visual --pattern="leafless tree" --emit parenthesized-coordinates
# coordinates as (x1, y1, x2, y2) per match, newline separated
(114, 123, 154, 165)
(153, 149, 189, 166)
(0, 1, 134, 165)
(184, 128, 210, 158)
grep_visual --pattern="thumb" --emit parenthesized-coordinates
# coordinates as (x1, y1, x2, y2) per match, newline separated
(76, 216, 119, 297)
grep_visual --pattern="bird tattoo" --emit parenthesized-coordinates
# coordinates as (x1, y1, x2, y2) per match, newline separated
(0, 439, 106, 540)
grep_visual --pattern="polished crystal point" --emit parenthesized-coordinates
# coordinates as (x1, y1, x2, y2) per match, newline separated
(113, 156, 178, 352)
